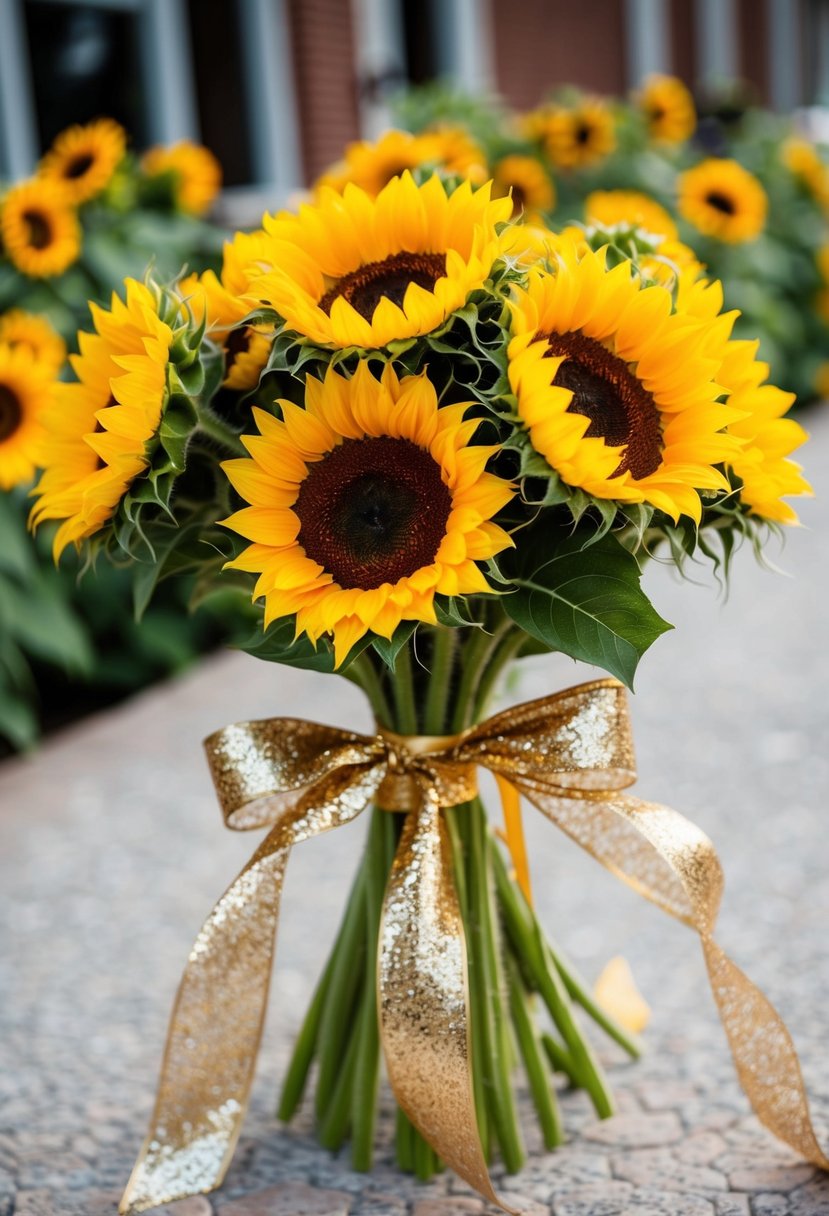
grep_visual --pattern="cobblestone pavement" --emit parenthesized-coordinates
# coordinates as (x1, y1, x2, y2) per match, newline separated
(2, 408, 828, 1216)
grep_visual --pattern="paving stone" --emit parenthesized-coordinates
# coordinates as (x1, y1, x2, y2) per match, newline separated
(0, 1168, 13, 1216)
(220, 1181, 352, 1215)
(714, 1198, 751, 1216)
(349, 1192, 407, 1216)
(677, 1133, 730, 1166)
(551, 1180, 633, 1215)
(412, 1200, 484, 1215)
(582, 1114, 684, 1149)
(637, 1083, 700, 1112)
(622, 1193, 715, 1215)
(750, 1197, 789, 1216)
(611, 1149, 728, 1193)
(157, 1200, 215, 1215)
(728, 1167, 817, 1194)
(789, 1182, 829, 1215)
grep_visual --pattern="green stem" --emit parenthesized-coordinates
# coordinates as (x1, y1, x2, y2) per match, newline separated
(541, 1033, 583, 1087)
(472, 626, 525, 720)
(468, 803, 524, 1171)
(350, 809, 390, 1170)
(318, 1020, 360, 1149)
(314, 867, 368, 1121)
(423, 627, 457, 734)
(194, 406, 245, 454)
(506, 953, 563, 1149)
(450, 627, 500, 733)
(277, 952, 334, 1121)
(545, 937, 642, 1060)
(396, 1108, 415, 1172)
(343, 654, 393, 728)
(491, 843, 616, 1119)
(391, 642, 419, 734)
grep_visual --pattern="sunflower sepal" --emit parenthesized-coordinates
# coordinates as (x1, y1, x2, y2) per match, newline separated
(368, 621, 419, 671)
(128, 509, 230, 620)
(433, 595, 486, 629)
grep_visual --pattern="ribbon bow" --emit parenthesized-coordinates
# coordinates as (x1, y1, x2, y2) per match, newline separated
(120, 678, 829, 1214)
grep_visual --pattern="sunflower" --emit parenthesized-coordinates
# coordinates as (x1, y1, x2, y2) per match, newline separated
(718, 338, 811, 523)
(178, 229, 276, 390)
(0, 178, 81, 277)
(221, 362, 514, 665)
(31, 279, 173, 557)
(814, 361, 829, 400)
(0, 343, 55, 489)
(585, 190, 678, 240)
(492, 155, 555, 219)
(0, 310, 66, 373)
(678, 159, 767, 243)
(316, 128, 487, 196)
(141, 141, 222, 216)
(582, 192, 702, 286)
(781, 137, 829, 206)
(507, 239, 743, 522)
(540, 99, 616, 170)
(38, 118, 126, 204)
(248, 173, 512, 350)
(637, 75, 696, 144)
(814, 245, 829, 323)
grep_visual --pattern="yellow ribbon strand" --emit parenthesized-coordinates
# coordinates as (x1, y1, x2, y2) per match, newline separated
(495, 774, 533, 905)
(120, 679, 829, 1216)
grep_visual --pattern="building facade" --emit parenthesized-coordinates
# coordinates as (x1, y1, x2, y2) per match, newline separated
(1, 0, 828, 204)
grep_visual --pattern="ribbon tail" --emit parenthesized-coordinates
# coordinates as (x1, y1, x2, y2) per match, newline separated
(702, 937, 829, 1169)
(120, 762, 382, 1215)
(377, 791, 515, 1213)
(119, 824, 291, 1214)
(516, 780, 829, 1174)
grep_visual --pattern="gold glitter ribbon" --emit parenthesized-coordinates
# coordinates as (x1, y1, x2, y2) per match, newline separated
(120, 677, 829, 1215)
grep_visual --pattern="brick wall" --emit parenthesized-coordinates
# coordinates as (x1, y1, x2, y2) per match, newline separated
(491, 0, 628, 110)
(288, 0, 361, 183)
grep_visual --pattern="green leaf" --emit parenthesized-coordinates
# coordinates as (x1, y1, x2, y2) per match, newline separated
(0, 685, 39, 749)
(240, 616, 371, 673)
(0, 495, 36, 580)
(0, 573, 94, 674)
(503, 529, 672, 688)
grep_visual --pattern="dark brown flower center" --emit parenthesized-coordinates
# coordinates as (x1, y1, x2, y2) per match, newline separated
(705, 190, 736, 215)
(0, 384, 22, 443)
(65, 153, 94, 180)
(225, 326, 251, 374)
(318, 252, 447, 322)
(296, 436, 451, 589)
(23, 210, 52, 250)
(575, 122, 592, 146)
(542, 330, 663, 480)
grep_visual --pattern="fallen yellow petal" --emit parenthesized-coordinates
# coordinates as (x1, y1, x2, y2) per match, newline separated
(593, 956, 651, 1035)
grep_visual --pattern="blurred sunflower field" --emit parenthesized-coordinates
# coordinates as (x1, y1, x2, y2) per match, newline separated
(390, 75, 829, 405)
(0, 120, 234, 754)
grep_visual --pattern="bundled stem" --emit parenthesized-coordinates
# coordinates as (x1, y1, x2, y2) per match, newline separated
(277, 622, 640, 1177)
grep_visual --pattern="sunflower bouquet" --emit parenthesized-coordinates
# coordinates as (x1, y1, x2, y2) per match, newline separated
(391, 76, 829, 405)
(0, 119, 223, 341)
(27, 163, 815, 1212)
